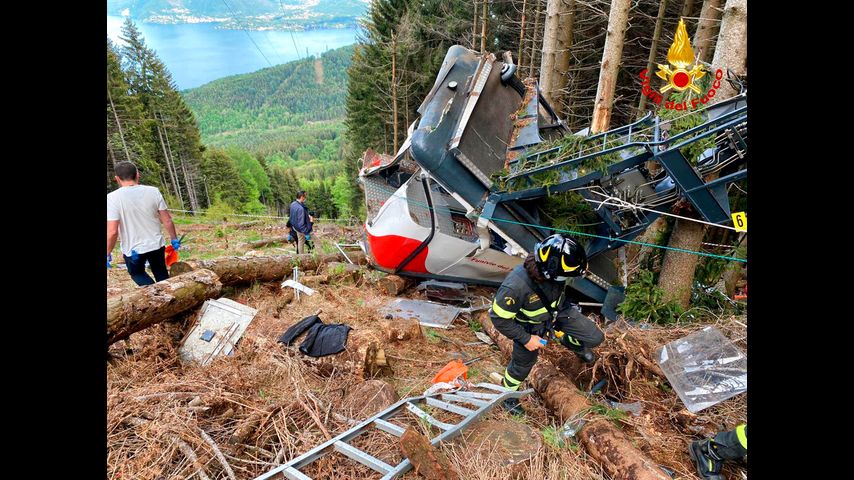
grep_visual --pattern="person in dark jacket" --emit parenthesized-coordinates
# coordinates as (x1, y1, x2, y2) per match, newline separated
(489, 233, 605, 415)
(288, 191, 312, 254)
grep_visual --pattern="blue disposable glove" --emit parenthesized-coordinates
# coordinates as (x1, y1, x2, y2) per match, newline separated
(107, 253, 112, 269)
(131, 250, 139, 261)
(305, 233, 311, 241)
(287, 234, 293, 242)
(171, 238, 181, 250)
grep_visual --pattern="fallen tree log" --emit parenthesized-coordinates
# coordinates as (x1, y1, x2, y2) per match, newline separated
(170, 251, 367, 286)
(400, 428, 461, 480)
(299, 275, 329, 288)
(481, 313, 669, 480)
(107, 269, 222, 345)
(291, 328, 388, 379)
(235, 220, 262, 229)
(241, 236, 291, 249)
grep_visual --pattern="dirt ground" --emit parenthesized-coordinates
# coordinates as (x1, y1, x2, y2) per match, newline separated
(107, 218, 747, 479)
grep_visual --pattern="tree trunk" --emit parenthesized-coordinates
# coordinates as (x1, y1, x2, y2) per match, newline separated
(180, 154, 200, 213)
(156, 124, 184, 208)
(657, 0, 745, 308)
(657, 218, 705, 309)
(400, 428, 461, 480)
(472, 0, 479, 50)
(516, 0, 528, 71)
(480, 0, 489, 54)
(539, 0, 576, 119)
(391, 33, 399, 154)
(107, 269, 222, 345)
(681, 0, 695, 17)
(107, 84, 131, 163)
(296, 329, 388, 379)
(481, 314, 669, 480)
(709, 0, 746, 100)
(380, 318, 422, 343)
(376, 274, 415, 295)
(528, 1, 543, 78)
(693, 0, 722, 64)
(637, 0, 668, 116)
(590, 0, 632, 133)
(171, 251, 367, 286)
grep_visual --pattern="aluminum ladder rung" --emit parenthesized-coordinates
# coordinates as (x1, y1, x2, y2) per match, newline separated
(281, 466, 312, 480)
(425, 397, 475, 416)
(440, 393, 489, 407)
(374, 418, 406, 437)
(405, 402, 455, 430)
(453, 390, 500, 400)
(473, 382, 512, 393)
(334, 440, 394, 475)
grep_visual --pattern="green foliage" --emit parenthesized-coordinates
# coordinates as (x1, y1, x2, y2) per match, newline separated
(540, 192, 600, 243)
(468, 317, 483, 333)
(590, 404, 629, 426)
(658, 92, 715, 164)
(330, 263, 347, 276)
(205, 197, 237, 222)
(542, 425, 568, 449)
(424, 328, 440, 343)
(201, 148, 251, 212)
(617, 270, 683, 325)
(331, 174, 355, 219)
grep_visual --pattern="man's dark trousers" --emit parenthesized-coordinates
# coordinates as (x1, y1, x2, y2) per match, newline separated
(124, 246, 169, 286)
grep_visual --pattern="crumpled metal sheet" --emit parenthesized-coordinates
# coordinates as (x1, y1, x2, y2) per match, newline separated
(378, 298, 462, 329)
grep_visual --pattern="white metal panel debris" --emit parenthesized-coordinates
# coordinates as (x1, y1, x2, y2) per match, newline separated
(179, 298, 258, 366)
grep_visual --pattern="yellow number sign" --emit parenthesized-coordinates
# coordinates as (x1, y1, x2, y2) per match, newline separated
(731, 212, 747, 232)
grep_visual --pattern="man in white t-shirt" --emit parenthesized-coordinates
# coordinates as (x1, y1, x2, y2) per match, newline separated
(107, 161, 181, 286)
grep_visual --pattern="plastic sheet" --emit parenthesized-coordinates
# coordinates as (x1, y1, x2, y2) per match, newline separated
(656, 326, 747, 413)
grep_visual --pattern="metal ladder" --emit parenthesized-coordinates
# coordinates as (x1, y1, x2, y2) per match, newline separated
(255, 383, 533, 480)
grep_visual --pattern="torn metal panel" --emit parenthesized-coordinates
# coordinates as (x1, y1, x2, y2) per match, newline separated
(379, 298, 462, 329)
(416, 280, 468, 302)
(179, 298, 257, 366)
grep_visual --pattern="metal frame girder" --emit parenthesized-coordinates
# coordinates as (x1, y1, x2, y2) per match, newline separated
(656, 149, 730, 224)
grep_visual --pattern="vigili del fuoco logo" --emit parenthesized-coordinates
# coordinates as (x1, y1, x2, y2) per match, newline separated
(639, 18, 724, 110)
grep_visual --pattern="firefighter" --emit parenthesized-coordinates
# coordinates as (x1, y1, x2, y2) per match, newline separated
(689, 424, 747, 479)
(489, 233, 605, 415)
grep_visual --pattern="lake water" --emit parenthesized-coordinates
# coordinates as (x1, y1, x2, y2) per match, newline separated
(107, 16, 358, 90)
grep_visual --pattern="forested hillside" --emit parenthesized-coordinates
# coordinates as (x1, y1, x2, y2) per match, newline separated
(183, 46, 352, 136)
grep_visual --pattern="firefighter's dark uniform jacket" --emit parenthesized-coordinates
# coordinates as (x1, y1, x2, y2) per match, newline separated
(489, 264, 565, 344)
(489, 263, 604, 390)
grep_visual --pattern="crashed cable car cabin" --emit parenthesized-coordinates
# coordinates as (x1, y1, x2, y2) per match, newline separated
(359, 45, 748, 304)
